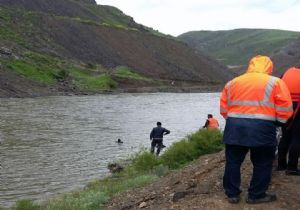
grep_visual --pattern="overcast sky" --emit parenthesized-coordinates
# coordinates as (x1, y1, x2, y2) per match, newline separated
(96, 0, 300, 36)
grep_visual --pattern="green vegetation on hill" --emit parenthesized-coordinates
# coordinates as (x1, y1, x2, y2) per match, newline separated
(0, 50, 153, 91)
(11, 129, 223, 210)
(178, 29, 300, 66)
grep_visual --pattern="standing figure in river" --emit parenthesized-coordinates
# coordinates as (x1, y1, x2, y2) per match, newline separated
(150, 122, 170, 155)
(220, 55, 292, 204)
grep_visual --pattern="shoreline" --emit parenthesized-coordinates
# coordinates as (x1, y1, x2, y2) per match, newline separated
(0, 84, 223, 99)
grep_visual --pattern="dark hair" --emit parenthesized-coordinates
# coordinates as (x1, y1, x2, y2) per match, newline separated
(157, 122, 162, 126)
(208, 114, 213, 118)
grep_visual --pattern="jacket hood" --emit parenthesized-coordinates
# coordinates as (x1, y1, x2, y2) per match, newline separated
(246, 55, 273, 75)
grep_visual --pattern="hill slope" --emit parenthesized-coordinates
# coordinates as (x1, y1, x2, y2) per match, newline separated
(106, 151, 300, 210)
(178, 29, 300, 75)
(0, 0, 233, 97)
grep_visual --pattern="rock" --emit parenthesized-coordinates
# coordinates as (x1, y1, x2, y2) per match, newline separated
(107, 163, 124, 174)
(172, 191, 189, 202)
(138, 201, 147, 208)
(186, 179, 197, 189)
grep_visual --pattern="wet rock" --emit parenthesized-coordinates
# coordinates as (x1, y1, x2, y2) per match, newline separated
(138, 201, 147, 208)
(107, 163, 124, 174)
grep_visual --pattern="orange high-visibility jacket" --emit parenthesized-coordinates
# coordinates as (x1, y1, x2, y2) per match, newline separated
(208, 118, 219, 129)
(282, 67, 300, 102)
(220, 55, 293, 124)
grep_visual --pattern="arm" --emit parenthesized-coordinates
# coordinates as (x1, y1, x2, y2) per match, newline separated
(273, 79, 293, 124)
(150, 129, 154, 140)
(220, 82, 229, 119)
(163, 128, 170, 135)
(203, 120, 209, 128)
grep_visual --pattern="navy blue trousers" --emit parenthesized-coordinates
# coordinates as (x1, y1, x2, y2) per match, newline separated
(223, 144, 276, 199)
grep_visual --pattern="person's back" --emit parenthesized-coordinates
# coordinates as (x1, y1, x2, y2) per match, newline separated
(221, 55, 293, 146)
(150, 122, 170, 155)
(203, 114, 219, 129)
(220, 55, 293, 204)
(150, 126, 170, 140)
(278, 65, 300, 175)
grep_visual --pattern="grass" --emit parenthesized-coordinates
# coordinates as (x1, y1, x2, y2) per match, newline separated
(1, 50, 119, 91)
(11, 129, 223, 210)
(178, 29, 300, 65)
(69, 67, 117, 91)
(113, 66, 152, 81)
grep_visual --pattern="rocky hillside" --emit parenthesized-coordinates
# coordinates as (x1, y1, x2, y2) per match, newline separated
(0, 0, 233, 97)
(272, 39, 300, 75)
(106, 151, 300, 210)
(178, 29, 300, 76)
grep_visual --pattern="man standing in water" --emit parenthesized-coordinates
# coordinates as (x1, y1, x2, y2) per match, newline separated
(150, 122, 170, 155)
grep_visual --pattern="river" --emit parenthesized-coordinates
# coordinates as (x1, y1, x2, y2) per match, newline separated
(0, 93, 224, 208)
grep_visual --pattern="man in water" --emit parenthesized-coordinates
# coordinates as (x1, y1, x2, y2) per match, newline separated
(150, 122, 170, 155)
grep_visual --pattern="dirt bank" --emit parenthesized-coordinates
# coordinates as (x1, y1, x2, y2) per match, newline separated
(106, 151, 300, 210)
(0, 67, 223, 98)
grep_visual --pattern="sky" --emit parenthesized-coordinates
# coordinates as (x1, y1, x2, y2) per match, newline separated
(96, 0, 300, 36)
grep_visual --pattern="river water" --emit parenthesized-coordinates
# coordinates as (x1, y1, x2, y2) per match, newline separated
(0, 93, 224, 208)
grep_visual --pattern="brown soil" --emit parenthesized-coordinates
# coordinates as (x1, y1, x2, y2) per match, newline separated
(106, 151, 300, 210)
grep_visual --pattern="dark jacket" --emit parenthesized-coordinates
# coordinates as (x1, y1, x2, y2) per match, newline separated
(150, 126, 170, 140)
(223, 117, 277, 147)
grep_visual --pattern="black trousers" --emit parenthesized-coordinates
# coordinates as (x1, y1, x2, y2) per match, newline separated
(151, 139, 163, 155)
(278, 111, 300, 170)
(223, 144, 276, 199)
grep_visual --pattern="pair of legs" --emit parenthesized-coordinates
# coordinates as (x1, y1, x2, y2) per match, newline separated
(223, 144, 276, 200)
(278, 112, 300, 171)
(151, 139, 163, 155)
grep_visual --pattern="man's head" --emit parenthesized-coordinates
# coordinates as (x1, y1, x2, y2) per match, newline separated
(246, 55, 273, 75)
(208, 114, 213, 118)
(157, 122, 162, 126)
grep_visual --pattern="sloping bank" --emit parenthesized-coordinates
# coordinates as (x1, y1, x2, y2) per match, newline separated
(8, 129, 223, 210)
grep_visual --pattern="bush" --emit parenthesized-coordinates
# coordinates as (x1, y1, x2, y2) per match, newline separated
(129, 150, 161, 173)
(160, 129, 223, 169)
(12, 199, 40, 210)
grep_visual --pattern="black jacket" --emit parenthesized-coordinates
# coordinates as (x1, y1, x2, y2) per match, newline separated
(150, 126, 170, 140)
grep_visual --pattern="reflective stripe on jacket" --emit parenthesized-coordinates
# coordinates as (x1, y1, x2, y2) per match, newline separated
(282, 67, 300, 102)
(220, 55, 293, 124)
(208, 118, 219, 129)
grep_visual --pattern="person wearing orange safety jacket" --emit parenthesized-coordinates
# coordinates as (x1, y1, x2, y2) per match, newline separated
(277, 64, 300, 175)
(220, 55, 293, 204)
(202, 114, 219, 129)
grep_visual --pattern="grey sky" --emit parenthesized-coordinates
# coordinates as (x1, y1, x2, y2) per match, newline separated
(96, 0, 300, 36)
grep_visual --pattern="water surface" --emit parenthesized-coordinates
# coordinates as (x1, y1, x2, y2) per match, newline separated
(0, 93, 224, 207)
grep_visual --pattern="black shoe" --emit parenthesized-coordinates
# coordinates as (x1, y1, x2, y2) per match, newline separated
(285, 169, 300, 176)
(227, 196, 240, 204)
(246, 193, 277, 204)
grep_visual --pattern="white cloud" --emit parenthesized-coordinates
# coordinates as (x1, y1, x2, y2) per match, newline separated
(96, 0, 300, 36)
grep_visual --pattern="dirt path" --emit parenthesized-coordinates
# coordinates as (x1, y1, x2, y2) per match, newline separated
(106, 151, 300, 210)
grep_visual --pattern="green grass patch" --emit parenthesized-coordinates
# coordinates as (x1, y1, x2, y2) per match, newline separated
(129, 129, 223, 171)
(179, 29, 300, 66)
(70, 67, 117, 91)
(114, 66, 152, 81)
(2, 59, 57, 84)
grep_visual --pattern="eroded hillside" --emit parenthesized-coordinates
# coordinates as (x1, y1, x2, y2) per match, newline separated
(0, 0, 233, 97)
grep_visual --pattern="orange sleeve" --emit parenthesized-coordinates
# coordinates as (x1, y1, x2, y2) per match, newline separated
(220, 82, 229, 119)
(273, 79, 293, 123)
